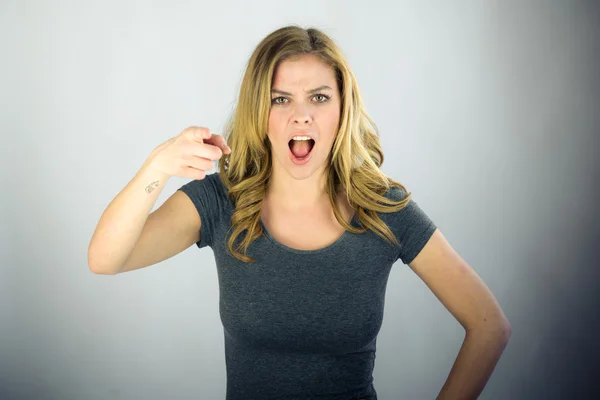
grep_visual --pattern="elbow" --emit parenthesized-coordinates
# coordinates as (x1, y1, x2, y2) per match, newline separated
(496, 314, 512, 341)
(87, 248, 120, 275)
(89, 263, 113, 275)
(89, 263, 120, 275)
(467, 317, 512, 341)
(502, 320, 512, 341)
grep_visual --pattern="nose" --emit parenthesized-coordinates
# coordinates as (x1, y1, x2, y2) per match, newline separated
(292, 103, 312, 124)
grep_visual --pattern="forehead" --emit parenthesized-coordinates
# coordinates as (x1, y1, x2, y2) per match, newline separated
(272, 55, 336, 88)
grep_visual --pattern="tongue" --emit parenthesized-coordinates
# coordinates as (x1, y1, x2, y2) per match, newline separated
(290, 140, 312, 158)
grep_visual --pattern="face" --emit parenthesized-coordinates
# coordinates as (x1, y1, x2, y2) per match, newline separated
(267, 54, 341, 181)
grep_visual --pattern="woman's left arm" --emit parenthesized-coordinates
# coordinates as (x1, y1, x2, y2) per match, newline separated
(408, 229, 512, 400)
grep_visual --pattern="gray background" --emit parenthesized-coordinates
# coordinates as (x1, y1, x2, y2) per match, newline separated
(1, 0, 598, 399)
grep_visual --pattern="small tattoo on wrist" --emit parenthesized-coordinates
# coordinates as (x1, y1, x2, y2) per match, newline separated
(145, 180, 160, 193)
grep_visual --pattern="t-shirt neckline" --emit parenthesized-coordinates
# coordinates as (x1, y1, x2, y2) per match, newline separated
(258, 213, 358, 255)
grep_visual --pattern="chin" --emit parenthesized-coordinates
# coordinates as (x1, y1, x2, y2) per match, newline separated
(285, 167, 319, 181)
(274, 150, 326, 180)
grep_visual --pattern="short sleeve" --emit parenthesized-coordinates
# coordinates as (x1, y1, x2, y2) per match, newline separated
(387, 186, 438, 265)
(177, 172, 225, 249)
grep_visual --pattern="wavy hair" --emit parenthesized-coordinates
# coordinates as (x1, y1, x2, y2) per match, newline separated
(217, 25, 412, 262)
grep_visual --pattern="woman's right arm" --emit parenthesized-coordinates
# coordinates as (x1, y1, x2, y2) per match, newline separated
(87, 127, 230, 275)
(87, 163, 172, 275)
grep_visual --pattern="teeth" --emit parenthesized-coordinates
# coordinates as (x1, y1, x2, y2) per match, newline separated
(292, 136, 312, 141)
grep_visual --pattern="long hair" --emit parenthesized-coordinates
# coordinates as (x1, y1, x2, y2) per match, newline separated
(217, 25, 412, 262)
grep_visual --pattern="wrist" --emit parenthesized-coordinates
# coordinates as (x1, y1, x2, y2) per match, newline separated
(138, 157, 170, 183)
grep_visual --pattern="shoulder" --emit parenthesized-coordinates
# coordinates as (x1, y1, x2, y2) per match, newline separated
(382, 183, 411, 202)
(176, 172, 233, 248)
(180, 171, 228, 196)
(177, 171, 233, 215)
(377, 182, 435, 236)
(379, 183, 437, 264)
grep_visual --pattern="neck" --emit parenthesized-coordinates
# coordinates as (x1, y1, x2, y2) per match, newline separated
(266, 166, 331, 211)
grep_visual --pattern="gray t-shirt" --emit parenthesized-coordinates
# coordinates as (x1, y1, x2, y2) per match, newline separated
(178, 172, 437, 400)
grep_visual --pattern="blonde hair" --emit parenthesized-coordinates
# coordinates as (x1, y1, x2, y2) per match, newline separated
(217, 25, 412, 262)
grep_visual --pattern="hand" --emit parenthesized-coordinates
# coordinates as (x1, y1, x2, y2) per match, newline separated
(145, 126, 231, 180)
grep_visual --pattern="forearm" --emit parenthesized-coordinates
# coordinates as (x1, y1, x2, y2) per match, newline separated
(436, 326, 511, 400)
(88, 158, 170, 274)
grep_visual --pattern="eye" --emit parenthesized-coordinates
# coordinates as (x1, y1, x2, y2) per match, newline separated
(270, 94, 331, 106)
(271, 96, 288, 105)
(313, 94, 330, 102)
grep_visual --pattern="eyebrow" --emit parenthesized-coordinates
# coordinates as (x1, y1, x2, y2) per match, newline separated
(270, 85, 333, 96)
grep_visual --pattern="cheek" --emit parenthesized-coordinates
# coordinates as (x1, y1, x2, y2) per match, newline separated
(267, 112, 284, 134)
(319, 109, 340, 135)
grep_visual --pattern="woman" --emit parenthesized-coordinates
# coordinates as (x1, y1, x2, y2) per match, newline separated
(89, 25, 511, 400)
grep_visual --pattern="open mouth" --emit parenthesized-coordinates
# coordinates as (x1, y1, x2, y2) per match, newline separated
(288, 138, 315, 161)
